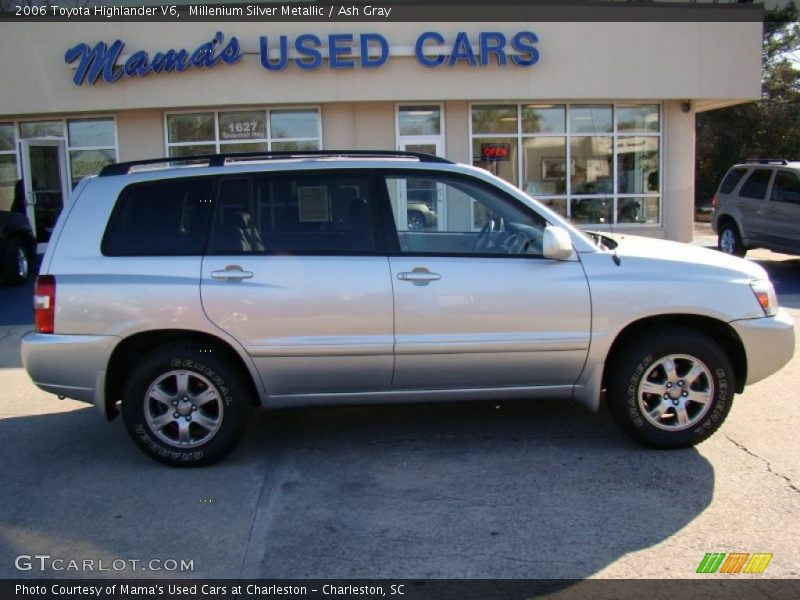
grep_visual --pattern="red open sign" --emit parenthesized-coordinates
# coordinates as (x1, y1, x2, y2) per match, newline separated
(480, 143, 511, 161)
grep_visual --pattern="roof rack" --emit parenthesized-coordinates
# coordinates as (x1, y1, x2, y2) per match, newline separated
(99, 150, 453, 177)
(744, 158, 789, 165)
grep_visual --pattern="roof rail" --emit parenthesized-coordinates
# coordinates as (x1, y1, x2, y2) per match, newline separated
(744, 158, 789, 165)
(99, 150, 453, 177)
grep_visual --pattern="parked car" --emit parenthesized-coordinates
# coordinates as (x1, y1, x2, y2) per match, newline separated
(712, 159, 800, 257)
(695, 200, 713, 223)
(22, 151, 795, 466)
(406, 201, 437, 230)
(0, 209, 35, 285)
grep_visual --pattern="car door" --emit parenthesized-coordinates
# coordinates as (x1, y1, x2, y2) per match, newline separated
(200, 170, 394, 397)
(737, 168, 774, 245)
(381, 170, 591, 391)
(765, 169, 800, 251)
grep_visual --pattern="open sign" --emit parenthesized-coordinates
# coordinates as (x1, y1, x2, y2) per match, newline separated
(480, 143, 511, 161)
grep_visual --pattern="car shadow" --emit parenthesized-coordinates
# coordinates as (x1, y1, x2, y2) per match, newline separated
(0, 399, 714, 581)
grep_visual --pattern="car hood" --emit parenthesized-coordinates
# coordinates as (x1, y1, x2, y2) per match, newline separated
(599, 232, 768, 281)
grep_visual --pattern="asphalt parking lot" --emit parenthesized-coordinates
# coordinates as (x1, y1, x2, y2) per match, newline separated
(0, 227, 798, 580)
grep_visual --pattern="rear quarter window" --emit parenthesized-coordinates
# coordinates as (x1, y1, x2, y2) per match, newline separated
(718, 167, 747, 195)
(102, 178, 213, 256)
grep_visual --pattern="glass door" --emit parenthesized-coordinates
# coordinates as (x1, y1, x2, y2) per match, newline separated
(20, 139, 69, 248)
(398, 138, 446, 232)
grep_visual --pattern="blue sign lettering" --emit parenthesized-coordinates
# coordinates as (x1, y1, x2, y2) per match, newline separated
(65, 31, 539, 85)
(65, 31, 241, 85)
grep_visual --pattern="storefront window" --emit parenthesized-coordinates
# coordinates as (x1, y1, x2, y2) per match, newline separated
(522, 105, 565, 134)
(398, 106, 441, 136)
(471, 102, 661, 226)
(16, 118, 118, 187)
(270, 109, 319, 139)
(472, 105, 517, 135)
(523, 137, 567, 196)
(617, 105, 659, 133)
(166, 108, 321, 157)
(471, 137, 518, 185)
(20, 120, 64, 139)
(67, 119, 116, 148)
(569, 105, 613, 134)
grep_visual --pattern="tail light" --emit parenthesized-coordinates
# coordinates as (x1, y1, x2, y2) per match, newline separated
(34, 275, 56, 334)
(711, 194, 718, 209)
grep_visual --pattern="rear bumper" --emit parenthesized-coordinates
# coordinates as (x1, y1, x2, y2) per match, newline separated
(730, 309, 795, 386)
(21, 332, 119, 411)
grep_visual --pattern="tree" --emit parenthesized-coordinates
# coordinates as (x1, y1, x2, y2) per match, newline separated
(695, 2, 800, 205)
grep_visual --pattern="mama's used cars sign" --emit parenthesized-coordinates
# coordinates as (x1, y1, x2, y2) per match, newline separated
(64, 30, 540, 86)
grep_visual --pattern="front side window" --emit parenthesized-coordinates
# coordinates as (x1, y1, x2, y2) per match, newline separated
(385, 173, 546, 257)
(166, 109, 321, 157)
(102, 178, 213, 256)
(770, 170, 800, 204)
(209, 172, 376, 254)
(740, 169, 773, 200)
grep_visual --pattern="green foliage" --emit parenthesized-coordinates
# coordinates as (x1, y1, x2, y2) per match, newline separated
(695, 3, 800, 204)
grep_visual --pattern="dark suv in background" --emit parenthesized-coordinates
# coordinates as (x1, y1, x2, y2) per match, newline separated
(0, 209, 34, 285)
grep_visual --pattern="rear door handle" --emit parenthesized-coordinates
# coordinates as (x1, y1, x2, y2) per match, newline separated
(397, 269, 441, 285)
(211, 265, 254, 281)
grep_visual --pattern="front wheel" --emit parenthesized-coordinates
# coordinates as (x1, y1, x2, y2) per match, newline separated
(121, 344, 252, 466)
(2, 238, 30, 285)
(607, 328, 735, 448)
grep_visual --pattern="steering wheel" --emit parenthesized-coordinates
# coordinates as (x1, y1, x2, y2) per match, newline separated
(473, 217, 505, 252)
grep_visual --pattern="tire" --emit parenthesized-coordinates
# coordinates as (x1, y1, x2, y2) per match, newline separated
(718, 222, 746, 258)
(2, 238, 30, 285)
(121, 344, 252, 467)
(606, 327, 735, 449)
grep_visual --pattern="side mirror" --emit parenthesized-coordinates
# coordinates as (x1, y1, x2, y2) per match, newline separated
(542, 225, 574, 260)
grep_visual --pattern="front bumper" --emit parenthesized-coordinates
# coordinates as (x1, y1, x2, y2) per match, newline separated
(730, 309, 795, 386)
(21, 332, 119, 410)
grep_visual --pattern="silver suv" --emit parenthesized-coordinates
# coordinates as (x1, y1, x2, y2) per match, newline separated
(22, 151, 795, 466)
(713, 159, 800, 257)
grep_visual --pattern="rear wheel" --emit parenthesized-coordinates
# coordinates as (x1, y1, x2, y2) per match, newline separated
(121, 344, 252, 466)
(607, 328, 735, 448)
(2, 238, 30, 285)
(718, 223, 746, 257)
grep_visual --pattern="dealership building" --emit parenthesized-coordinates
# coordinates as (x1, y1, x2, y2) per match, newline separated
(0, 8, 763, 247)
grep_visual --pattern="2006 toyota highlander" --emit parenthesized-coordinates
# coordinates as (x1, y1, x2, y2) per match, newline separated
(21, 151, 795, 466)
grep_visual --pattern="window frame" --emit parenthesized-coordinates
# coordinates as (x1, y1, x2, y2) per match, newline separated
(376, 168, 551, 260)
(468, 101, 663, 228)
(164, 106, 323, 156)
(204, 169, 389, 257)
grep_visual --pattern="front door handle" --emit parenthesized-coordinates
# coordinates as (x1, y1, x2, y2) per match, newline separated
(211, 265, 254, 281)
(397, 268, 441, 286)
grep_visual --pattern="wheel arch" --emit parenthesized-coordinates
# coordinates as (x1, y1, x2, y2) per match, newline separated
(602, 314, 747, 395)
(104, 329, 263, 421)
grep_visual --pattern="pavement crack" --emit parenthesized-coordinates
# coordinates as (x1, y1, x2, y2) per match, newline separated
(724, 433, 800, 495)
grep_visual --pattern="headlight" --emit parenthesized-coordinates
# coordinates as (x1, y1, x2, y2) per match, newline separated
(750, 280, 779, 317)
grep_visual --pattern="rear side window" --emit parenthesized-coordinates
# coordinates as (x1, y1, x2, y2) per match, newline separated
(102, 178, 213, 256)
(738, 169, 773, 200)
(719, 167, 747, 195)
(209, 171, 377, 254)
